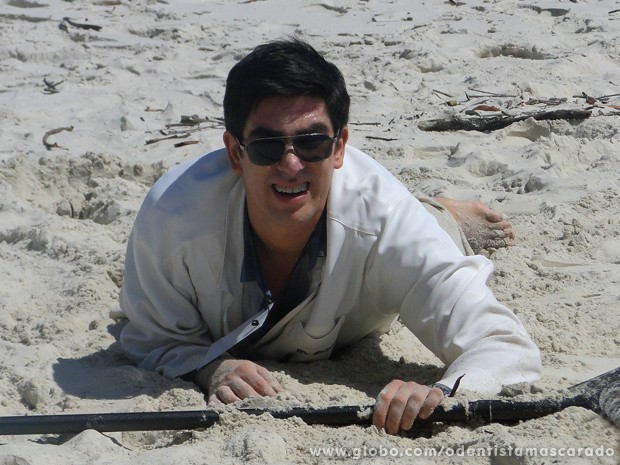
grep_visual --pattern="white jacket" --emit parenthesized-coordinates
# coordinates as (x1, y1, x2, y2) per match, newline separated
(119, 146, 541, 393)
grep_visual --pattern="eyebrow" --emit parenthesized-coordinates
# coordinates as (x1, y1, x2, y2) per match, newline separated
(247, 123, 332, 140)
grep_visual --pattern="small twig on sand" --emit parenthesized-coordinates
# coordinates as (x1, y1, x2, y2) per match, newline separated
(43, 78, 63, 94)
(432, 89, 453, 98)
(573, 92, 599, 105)
(466, 89, 519, 99)
(365, 135, 398, 141)
(62, 17, 102, 31)
(158, 125, 220, 137)
(419, 109, 592, 132)
(573, 92, 620, 104)
(174, 140, 200, 148)
(43, 126, 74, 150)
(166, 115, 214, 128)
(145, 134, 190, 145)
(164, 115, 224, 131)
(317, 3, 349, 14)
(526, 97, 567, 106)
(146, 115, 223, 145)
(180, 115, 210, 126)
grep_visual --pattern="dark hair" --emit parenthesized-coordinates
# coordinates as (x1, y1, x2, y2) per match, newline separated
(223, 38, 350, 139)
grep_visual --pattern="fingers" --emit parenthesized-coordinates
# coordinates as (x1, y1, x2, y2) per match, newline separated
(373, 380, 444, 435)
(209, 385, 240, 404)
(255, 365, 285, 395)
(207, 359, 284, 405)
(418, 387, 444, 419)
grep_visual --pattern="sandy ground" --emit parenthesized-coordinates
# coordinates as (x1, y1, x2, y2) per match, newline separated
(0, 0, 619, 463)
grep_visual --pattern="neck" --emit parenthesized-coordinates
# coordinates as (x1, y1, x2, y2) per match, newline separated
(250, 217, 318, 301)
(253, 222, 314, 259)
(248, 210, 323, 259)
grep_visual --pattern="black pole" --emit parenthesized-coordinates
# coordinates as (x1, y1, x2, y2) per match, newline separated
(0, 396, 589, 436)
(0, 410, 220, 435)
(0, 367, 615, 435)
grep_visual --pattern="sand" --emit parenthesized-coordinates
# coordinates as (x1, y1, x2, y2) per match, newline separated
(0, 0, 618, 463)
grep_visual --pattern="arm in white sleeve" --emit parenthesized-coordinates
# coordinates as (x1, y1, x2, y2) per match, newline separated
(412, 257, 541, 393)
(367, 198, 542, 393)
(119, 228, 214, 379)
(118, 150, 244, 379)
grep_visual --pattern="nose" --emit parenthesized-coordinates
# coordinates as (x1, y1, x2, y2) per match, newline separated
(276, 142, 304, 172)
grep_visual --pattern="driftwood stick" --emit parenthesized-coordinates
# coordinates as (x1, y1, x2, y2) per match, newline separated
(418, 109, 592, 132)
(42, 126, 74, 150)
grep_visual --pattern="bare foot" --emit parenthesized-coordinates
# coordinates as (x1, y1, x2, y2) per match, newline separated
(434, 198, 516, 256)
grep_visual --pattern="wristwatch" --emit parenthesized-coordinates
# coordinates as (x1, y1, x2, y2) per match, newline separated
(430, 374, 466, 397)
(430, 382, 453, 397)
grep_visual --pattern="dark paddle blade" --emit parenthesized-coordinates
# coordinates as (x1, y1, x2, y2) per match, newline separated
(599, 382, 620, 426)
(426, 366, 619, 425)
(566, 365, 619, 411)
(424, 394, 592, 424)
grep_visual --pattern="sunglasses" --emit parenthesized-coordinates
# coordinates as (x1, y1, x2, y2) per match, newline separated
(236, 132, 340, 166)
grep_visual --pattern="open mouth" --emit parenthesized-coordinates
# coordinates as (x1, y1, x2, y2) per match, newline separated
(273, 182, 309, 197)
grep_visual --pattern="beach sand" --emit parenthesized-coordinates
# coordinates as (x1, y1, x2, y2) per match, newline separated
(0, 0, 618, 463)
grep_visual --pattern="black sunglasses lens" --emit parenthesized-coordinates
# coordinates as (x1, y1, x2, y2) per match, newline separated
(295, 135, 333, 161)
(247, 140, 286, 166)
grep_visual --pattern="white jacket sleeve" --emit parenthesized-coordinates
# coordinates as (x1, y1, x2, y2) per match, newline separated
(119, 227, 214, 379)
(366, 197, 542, 393)
(118, 150, 239, 379)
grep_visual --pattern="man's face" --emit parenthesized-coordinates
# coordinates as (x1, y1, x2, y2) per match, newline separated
(224, 96, 347, 237)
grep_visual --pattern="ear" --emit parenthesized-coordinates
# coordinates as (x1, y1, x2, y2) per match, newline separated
(223, 131, 243, 174)
(333, 125, 348, 169)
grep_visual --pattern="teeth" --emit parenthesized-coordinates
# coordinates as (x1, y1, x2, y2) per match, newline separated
(274, 183, 309, 194)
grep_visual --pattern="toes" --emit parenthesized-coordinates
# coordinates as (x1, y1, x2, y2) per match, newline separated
(488, 219, 512, 230)
(489, 221, 516, 240)
(504, 228, 516, 242)
(483, 208, 505, 223)
(470, 230, 515, 255)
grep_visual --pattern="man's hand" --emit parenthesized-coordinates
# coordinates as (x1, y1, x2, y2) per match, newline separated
(194, 358, 284, 404)
(373, 379, 444, 435)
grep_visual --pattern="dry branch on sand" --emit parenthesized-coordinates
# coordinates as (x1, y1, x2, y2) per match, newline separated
(418, 109, 593, 132)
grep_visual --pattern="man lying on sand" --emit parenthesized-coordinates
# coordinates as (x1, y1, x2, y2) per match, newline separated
(119, 38, 541, 435)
